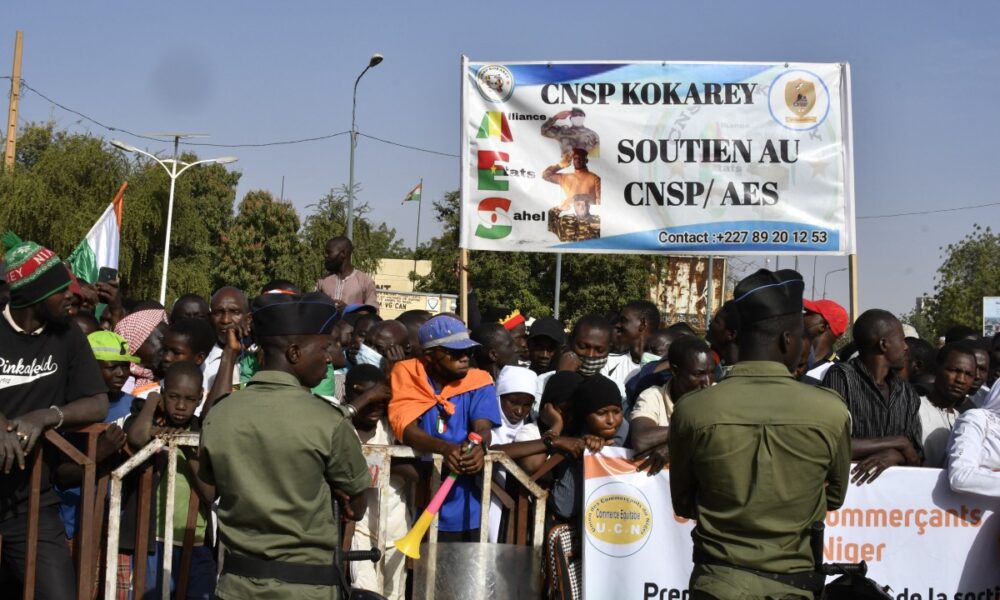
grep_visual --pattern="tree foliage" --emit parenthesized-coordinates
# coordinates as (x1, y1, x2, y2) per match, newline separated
(299, 185, 410, 288)
(912, 225, 1000, 337)
(1, 124, 407, 306)
(215, 190, 305, 294)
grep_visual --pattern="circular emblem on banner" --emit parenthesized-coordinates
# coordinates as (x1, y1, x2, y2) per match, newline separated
(584, 482, 653, 557)
(475, 64, 515, 103)
(768, 69, 830, 131)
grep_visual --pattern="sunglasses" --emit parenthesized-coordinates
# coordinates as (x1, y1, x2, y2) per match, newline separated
(433, 347, 473, 359)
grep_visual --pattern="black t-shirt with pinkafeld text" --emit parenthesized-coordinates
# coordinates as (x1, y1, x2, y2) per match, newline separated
(0, 316, 107, 519)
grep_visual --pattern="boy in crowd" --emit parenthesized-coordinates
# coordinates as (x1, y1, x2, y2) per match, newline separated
(55, 331, 139, 537)
(342, 365, 412, 600)
(126, 362, 216, 600)
(161, 318, 215, 375)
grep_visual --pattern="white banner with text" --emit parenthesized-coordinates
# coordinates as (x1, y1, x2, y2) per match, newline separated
(460, 60, 855, 255)
(583, 449, 1000, 599)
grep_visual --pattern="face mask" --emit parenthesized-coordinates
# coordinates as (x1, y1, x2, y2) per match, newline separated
(576, 353, 608, 377)
(570, 117, 585, 127)
(640, 352, 661, 366)
(356, 343, 384, 368)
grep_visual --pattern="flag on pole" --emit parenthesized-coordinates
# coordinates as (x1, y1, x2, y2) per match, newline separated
(402, 182, 422, 204)
(68, 182, 127, 284)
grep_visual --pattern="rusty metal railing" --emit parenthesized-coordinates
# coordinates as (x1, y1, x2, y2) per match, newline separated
(100, 436, 555, 599)
(14, 425, 112, 600)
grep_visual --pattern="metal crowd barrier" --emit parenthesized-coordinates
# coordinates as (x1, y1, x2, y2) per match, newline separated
(13, 425, 110, 600)
(358, 444, 553, 595)
(83, 435, 557, 599)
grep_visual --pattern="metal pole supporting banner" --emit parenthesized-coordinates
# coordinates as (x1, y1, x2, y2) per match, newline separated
(705, 256, 714, 331)
(553, 253, 562, 319)
(848, 254, 859, 322)
(459, 248, 469, 324)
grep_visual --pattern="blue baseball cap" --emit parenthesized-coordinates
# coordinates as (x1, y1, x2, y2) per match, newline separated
(419, 315, 480, 351)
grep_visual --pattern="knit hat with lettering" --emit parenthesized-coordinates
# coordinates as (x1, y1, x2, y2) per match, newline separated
(1, 231, 72, 309)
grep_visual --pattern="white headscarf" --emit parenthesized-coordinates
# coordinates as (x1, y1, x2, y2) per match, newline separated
(493, 366, 538, 445)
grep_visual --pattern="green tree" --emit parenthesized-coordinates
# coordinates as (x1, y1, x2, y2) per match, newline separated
(0, 123, 242, 303)
(920, 225, 1000, 337)
(214, 190, 306, 293)
(300, 185, 409, 287)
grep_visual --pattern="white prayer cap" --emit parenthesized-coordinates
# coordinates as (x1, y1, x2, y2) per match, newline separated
(496, 365, 538, 399)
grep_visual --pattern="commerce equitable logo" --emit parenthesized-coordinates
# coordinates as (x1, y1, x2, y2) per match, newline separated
(474, 197, 513, 240)
(584, 482, 653, 558)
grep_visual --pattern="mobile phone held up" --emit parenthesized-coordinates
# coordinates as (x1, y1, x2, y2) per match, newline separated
(97, 267, 118, 283)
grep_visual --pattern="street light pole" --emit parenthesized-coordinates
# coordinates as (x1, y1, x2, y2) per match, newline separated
(822, 267, 848, 300)
(347, 53, 384, 241)
(111, 137, 237, 305)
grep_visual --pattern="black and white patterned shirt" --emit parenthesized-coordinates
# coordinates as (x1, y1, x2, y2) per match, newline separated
(822, 356, 923, 456)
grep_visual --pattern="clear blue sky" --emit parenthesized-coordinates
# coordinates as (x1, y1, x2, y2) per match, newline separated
(5, 1, 998, 318)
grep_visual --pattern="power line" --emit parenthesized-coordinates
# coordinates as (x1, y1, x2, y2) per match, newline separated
(856, 201, 1000, 220)
(182, 131, 349, 148)
(7, 76, 1000, 215)
(1, 77, 434, 152)
(357, 132, 459, 157)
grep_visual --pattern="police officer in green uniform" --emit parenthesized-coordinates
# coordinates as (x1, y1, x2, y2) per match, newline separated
(199, 292, 371, 599)
(668, 269, 852, 600)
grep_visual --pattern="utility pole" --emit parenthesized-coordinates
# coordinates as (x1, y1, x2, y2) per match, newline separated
(4, 31, 24, 171)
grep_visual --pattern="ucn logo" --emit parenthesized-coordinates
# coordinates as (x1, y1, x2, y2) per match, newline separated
(474, 198, 513, 240)
(584, 481, 653, 558)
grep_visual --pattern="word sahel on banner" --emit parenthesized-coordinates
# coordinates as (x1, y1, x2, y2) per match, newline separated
(459, 59, 856, 256)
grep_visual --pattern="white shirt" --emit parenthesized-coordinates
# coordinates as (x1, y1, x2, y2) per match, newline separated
(947, 379, 1000, 497)
(202, 345, 240, 395)
(602, 353, 640, 399)
(531, 355, 637, 419)
(805, 361, 834, 382)
(918, 396, 958, 468)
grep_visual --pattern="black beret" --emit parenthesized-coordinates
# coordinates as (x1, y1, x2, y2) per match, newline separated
(732, 268, 805, 323)
(251, 292, 340, 337)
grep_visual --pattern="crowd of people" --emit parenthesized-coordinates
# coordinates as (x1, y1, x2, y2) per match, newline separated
(0, 231, 998, 600)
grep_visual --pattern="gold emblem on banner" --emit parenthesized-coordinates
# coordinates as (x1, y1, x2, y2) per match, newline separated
(784, 79, 817, 123)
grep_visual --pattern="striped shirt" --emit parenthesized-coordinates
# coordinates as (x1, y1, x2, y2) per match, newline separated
(822, 357, 923, 456)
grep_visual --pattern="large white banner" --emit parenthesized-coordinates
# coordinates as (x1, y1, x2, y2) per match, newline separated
(460, 59, 855, 255)
(583, 449, 1000, 599)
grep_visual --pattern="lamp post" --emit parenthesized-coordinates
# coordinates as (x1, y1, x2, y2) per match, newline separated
(822, 267, 848, 300)
(347, 53, 384, 241)
(111, 137, 237, 305)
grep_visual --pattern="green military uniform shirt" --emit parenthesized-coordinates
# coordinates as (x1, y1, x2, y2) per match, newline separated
(200, 370, 370, 600)
(668, 361, 851, 575)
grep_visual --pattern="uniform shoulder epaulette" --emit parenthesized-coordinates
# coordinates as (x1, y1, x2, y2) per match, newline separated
(310, 393, 351, 417)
